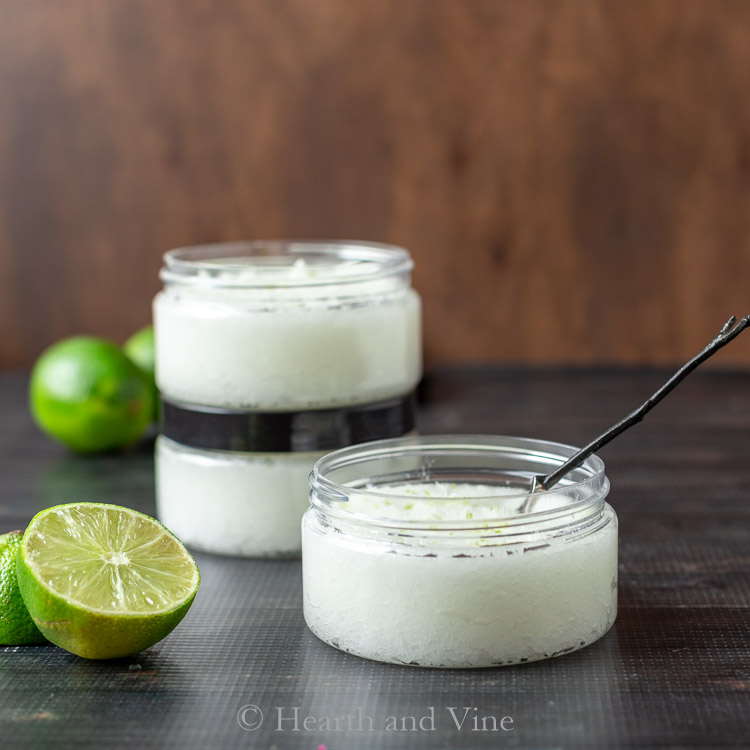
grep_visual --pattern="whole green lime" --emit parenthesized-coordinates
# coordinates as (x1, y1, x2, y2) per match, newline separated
(30, 336, 154, 453)
(0, 531, 47, 645)
(16, 503, 200, 659)
(123, 325, 155, 378)
(123, 325, 159, 422)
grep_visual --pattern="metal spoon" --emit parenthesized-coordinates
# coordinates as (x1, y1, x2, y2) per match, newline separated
(521, 315, 750, 513)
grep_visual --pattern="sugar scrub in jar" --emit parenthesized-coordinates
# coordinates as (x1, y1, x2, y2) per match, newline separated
(303, 435, 617, 667)
(154, 241, 422, 557)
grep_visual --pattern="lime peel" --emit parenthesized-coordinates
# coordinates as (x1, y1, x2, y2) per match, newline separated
(30, 336, 154, 453)
(0, 531, 47, 646)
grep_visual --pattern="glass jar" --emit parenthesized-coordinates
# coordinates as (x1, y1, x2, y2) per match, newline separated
(153, 241, 422, 557)
(303, 435, 617, 668)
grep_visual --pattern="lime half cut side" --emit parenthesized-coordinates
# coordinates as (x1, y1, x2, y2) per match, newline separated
(17, 503, 200, 659)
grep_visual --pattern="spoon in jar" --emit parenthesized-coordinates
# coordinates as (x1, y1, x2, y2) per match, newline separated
(521, 315, 750, 513)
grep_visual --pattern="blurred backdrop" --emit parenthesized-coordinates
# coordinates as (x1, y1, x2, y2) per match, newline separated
(0, 0, 749, 369)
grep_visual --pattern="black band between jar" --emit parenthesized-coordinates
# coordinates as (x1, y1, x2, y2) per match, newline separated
(160, 393, 417, 453)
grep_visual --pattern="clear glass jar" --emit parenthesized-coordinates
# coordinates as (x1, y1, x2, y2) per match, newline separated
(153, 241, 422, 557)
(303, 435, 617, 668)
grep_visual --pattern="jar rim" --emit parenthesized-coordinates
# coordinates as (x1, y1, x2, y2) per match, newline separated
(160, 239, 413, 289)
(309, 434, 609, 532)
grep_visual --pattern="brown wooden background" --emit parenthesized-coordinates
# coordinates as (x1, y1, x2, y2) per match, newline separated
(1, 0, 749, 369)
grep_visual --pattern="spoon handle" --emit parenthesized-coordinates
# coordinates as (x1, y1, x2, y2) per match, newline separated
(532, 315, 750, 495)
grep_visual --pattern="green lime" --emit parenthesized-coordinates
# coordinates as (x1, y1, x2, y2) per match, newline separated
(0, 531, 47, 645)
(123, 325, 159, 422)
(123, 325, 155, 377)
(30, 336, 154, 453)
(16, 503, 200, 660)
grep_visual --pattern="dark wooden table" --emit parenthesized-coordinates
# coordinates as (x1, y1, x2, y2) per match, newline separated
(2, 369, 749, 749)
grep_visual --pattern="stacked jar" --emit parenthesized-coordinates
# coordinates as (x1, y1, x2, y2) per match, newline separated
(153, 241, 422, 557)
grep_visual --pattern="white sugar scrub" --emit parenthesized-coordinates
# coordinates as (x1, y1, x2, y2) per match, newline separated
(154, 245, 421, 410)
(303, 435, 618, 668)
(153, 241, 422, 558)
(155, 437, 325, 557)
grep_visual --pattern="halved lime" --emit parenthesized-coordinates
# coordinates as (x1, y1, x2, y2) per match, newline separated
(16, 503, 200, 659)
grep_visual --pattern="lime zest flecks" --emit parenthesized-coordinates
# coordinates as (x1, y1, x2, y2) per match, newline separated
(344, 482, 523, 532)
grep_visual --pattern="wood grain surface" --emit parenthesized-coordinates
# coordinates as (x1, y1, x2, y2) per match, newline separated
(1, 1, 749, 368)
